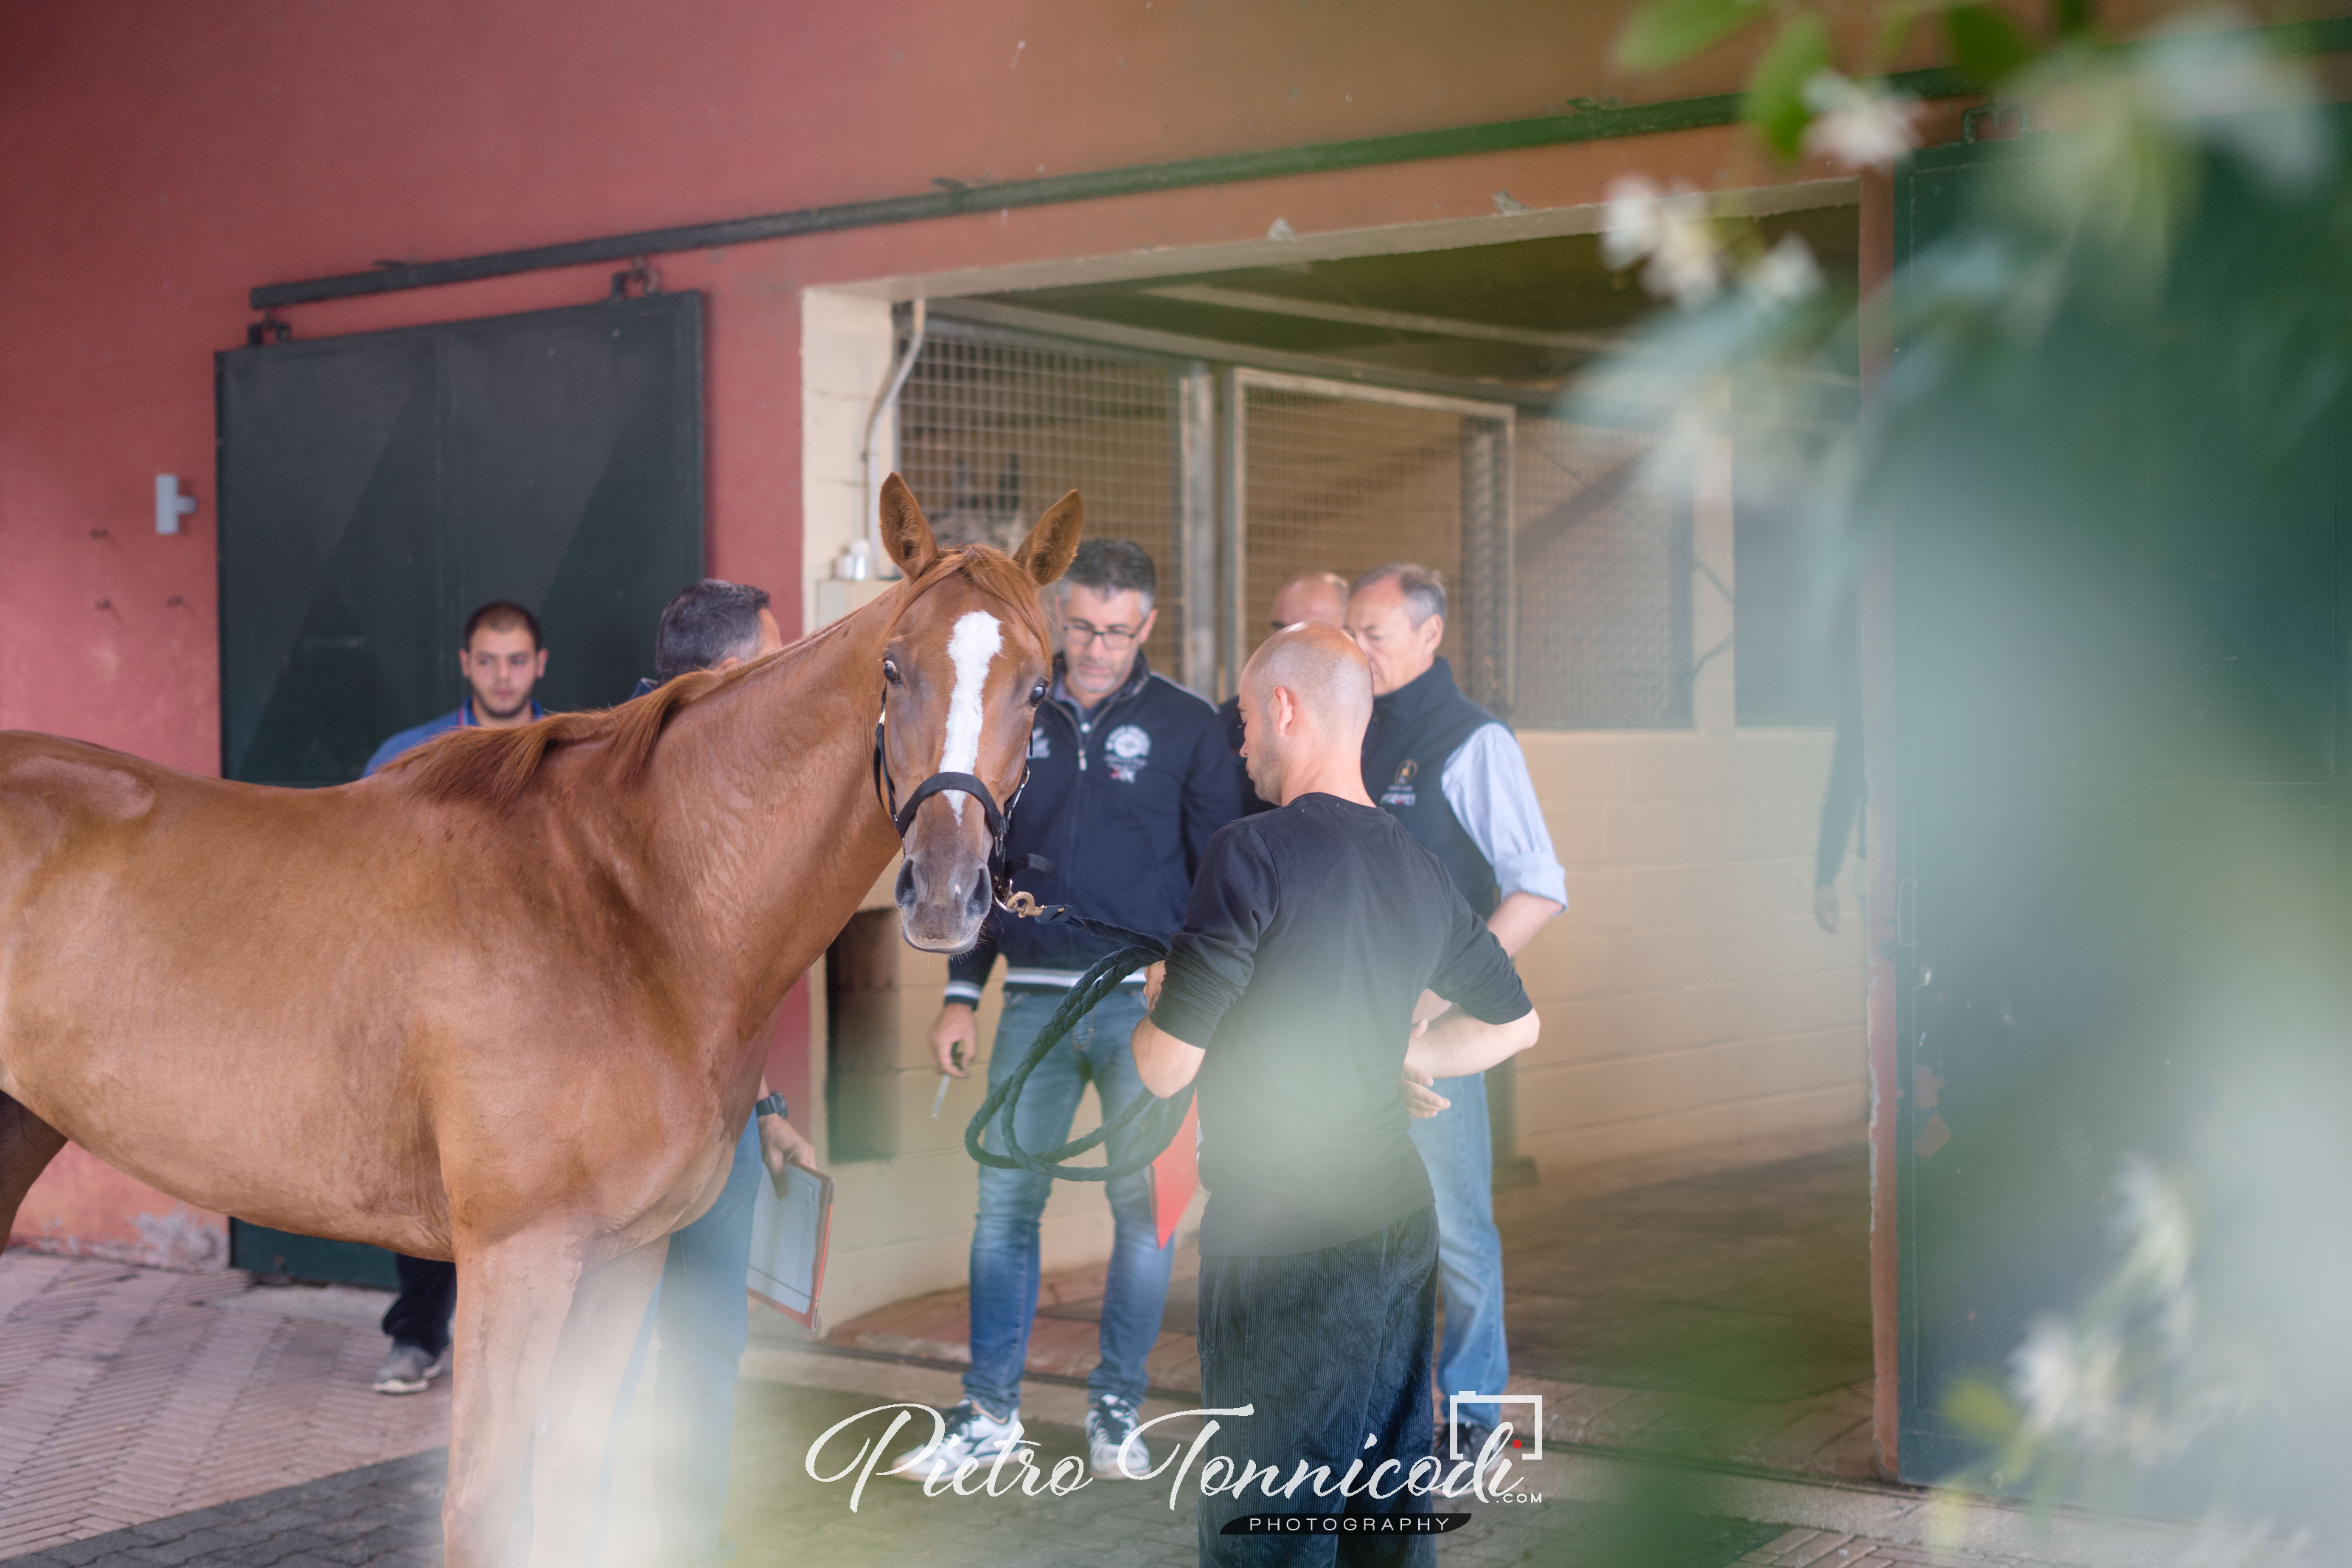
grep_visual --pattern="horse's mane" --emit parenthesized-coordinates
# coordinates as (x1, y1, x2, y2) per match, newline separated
(382, 545, 1050, 810)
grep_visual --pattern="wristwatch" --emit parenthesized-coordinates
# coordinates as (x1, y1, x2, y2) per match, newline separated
(754, 1093, 789, 1122)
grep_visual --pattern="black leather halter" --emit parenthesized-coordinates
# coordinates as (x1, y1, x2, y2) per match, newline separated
(871, 713, 1029, 907)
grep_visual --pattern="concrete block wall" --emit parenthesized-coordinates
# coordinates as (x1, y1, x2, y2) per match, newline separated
(799, 291, 897, 630)
(1510, 728, 1867, 1173)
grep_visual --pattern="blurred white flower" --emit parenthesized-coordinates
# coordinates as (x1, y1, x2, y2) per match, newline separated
(2013, 1316, 2124, 1443)
(2115, 1155, 2194, 1294)
(1742, 233, 1822, 306)
(2141, 7, 2325, 188)
(1601, 175, 1725, 306)
(1801, 72, 1924, 172)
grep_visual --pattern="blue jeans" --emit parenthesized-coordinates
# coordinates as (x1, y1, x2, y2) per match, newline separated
(598, 1116, 762, 1566)
(965, 987, 1175, 1414)
(1404, 1071, 1510, 1427)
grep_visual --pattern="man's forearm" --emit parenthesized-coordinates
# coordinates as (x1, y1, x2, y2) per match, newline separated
(1405, 1007, 1539, 1079)
(1488, 892, 1563, 958)
(1131, 1014, 1206, 1098)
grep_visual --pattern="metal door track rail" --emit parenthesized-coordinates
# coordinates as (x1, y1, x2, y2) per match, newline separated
(247, 14, 2352, 313)
(250, 68, 1971, 312)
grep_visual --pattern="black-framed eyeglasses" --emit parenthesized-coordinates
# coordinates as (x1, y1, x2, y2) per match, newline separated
(1064, 620, 1141, 651)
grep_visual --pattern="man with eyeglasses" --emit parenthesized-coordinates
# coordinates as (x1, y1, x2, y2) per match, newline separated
(900, 538, 1243, 1485)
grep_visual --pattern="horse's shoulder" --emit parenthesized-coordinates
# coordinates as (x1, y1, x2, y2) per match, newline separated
(0, 733, 162, 822)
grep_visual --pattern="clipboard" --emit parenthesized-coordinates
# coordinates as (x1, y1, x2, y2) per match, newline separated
(1145, 1098, 1200, 1249)
(746, 1162, 835, 1331)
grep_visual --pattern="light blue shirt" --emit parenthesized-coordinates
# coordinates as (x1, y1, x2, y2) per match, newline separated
(364, 701, 544, 777)
(1438, 724, 1568, 910)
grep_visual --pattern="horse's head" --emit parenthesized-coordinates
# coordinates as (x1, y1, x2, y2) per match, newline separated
(873, 473, 1082, 952)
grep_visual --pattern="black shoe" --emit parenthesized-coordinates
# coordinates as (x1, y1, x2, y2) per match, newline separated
(1444, 1418, 1504, 1461)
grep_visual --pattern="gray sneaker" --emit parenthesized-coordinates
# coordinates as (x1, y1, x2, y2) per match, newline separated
(888, 1399, 1022, 1481)
(1086, 1394, 1151, 1478)
(372, 1342, 449, 1395)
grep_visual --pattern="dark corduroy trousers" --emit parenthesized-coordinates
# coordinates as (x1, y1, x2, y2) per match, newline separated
(1195, 1205, 1440, 1568)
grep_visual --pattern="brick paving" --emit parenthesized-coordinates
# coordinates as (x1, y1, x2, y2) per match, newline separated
(1734, 1526, 2027, 1568)
(0, 1377, 2117, 1568)
(829, 1249, 1874, 1473)
(1, 1449, 445, 1568)
(1, 1387, 1764, 1568)
(0, 1252, 448, 1561)
(0, 1251, 2197, 1568)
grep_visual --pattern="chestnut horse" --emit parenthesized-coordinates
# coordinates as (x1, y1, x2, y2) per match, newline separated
(0, 476, 1078, 1565)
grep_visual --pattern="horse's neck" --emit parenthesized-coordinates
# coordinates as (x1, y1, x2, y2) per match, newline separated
(641, 597, 905, 1037)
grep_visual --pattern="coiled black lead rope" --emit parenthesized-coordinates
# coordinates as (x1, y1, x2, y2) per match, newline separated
(962, 898, 1191, 1183)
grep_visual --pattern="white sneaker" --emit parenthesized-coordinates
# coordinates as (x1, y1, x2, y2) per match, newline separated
(1086, 1394, 1151, 1478)
(888, 1399, 1021, 1482)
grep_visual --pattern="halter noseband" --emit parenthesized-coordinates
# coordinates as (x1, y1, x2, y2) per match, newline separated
(872, 714, 1030, 909)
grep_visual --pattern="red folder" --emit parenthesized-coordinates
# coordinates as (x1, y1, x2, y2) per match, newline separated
(1146, 1099, 1201, 1249)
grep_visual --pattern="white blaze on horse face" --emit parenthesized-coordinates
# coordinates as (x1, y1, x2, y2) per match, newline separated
(939, 611, 1005, 823)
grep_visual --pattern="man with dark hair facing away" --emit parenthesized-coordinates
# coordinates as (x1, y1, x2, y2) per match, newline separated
(895, 537, 1243, 1482)
(1132, 623, 1539, 1566)
(604, 577, 817, 1567)
(363, 600, 551, 1395)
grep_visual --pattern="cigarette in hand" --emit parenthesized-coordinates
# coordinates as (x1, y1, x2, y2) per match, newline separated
(931, 1073, 951, 1119)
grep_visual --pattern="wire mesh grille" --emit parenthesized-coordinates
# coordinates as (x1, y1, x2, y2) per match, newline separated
(1513, 415, 1691, 728)
(1240, 385, 1469, 671)
(896, 328, 1183, 677)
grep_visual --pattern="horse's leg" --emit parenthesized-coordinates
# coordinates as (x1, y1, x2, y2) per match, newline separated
(524, 1237, 669, 1568)
(0, 1092, 69, 1239)
(440, 1226, 587, 1568)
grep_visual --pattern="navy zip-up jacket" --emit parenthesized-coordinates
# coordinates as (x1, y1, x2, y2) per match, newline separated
(945, 652, 1243, 1001)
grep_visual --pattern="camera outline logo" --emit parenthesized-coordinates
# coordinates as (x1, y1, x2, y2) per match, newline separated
(1447, 1392, 1543, 1460)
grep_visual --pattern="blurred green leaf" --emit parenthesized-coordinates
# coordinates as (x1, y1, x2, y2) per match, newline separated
(1744, 14, 1832, 160)
(1944, 1375, 2023, 1444)
(2053, 0, 2095, 37)
(1943, 4, 2036, 86)
(1617, 0, 1770, 71)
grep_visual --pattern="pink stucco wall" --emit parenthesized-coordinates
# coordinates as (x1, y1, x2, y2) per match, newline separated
(1, 0, 1852, 1263)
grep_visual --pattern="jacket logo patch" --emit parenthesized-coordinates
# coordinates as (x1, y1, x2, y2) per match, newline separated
(1381, 758, 1418, 808)
(1028, 729, 1050, 760)
(1105, 724, 1151, 783)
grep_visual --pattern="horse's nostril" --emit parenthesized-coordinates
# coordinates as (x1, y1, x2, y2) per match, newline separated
(895, 860, 916, 908)
(966, 867, 992, 918)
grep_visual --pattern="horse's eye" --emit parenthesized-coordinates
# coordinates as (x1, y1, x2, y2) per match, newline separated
(883, 659, 903, 687)
(1029, 679, 1047, 706)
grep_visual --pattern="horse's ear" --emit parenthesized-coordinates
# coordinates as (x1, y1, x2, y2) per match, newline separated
(1014, 490, 1084, 587)
(878, 473, 939, 578)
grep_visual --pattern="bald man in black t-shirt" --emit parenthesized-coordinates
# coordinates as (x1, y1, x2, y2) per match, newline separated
(1132, 625, 1540, 1568)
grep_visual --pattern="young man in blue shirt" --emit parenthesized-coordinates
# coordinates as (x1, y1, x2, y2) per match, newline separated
(365, 600, 551, 1395)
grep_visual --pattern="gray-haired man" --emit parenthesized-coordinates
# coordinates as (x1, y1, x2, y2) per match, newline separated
(1347, 563, 1566, 1459)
